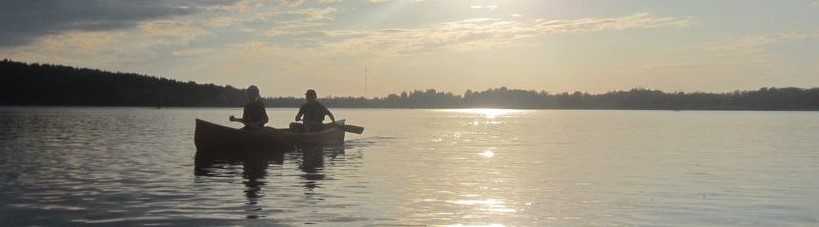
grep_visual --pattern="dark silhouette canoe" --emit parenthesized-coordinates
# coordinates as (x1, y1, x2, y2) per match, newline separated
(281, 119, 347, 146)
(194, 119, 347, 158)
(194, 119, 294, 162)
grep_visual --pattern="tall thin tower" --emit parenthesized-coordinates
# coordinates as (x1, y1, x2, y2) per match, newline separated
(364, 66, 368, 98)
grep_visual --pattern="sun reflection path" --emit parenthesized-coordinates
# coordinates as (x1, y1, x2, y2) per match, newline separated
(442, 197, 517, 226)
(452, 109, 520, 119)
(481, 150, 495, 158)
(452, 198, 516, 213)
(445, 224, 506, 227)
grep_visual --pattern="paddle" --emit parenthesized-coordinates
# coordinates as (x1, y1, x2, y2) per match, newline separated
(330, 119, 364, 134)
(292, 119, 364, 134)
(337, 124, 364, 134)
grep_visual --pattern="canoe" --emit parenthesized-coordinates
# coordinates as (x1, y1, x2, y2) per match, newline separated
(281, 119, 346, 147)
(194, 119, 294, 162)
(194, 119, 347, 158)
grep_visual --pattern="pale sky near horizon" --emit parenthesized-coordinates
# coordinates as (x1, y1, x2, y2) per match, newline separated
(2, 0, 818, 97)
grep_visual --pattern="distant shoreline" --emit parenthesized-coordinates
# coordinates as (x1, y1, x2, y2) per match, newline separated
(2, 59, 818, 111)
(1, 106, 817, 112)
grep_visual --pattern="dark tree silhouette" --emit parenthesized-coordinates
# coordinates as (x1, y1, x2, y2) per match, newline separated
(2, 59, 818, 110)
(1, 59, 245, 107)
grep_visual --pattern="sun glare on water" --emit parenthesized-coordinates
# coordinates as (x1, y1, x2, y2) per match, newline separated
(452, 109, 520, 119)
(481, 150, 495, 158)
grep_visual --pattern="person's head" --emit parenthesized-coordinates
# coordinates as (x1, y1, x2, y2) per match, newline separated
(247, 85, 260, 100)
(305, 89, 317, 101)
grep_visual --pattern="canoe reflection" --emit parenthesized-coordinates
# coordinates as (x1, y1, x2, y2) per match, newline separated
(194, 148, 284, 176)
(243, 175, 266, 219)
(193, 144, 350, 219)
(298, 146, 326, 191)
(194, 144, 346, 191)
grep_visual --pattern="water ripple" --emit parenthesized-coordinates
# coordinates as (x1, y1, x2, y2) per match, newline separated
(1, 108, 818, 226)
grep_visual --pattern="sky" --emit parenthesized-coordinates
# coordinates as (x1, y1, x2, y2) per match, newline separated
(1, 0, 819, 98)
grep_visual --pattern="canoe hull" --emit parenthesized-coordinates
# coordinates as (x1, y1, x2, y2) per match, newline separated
(280, 127, 345, 147)
(194, 119, 293, 163)
(194, 119, 346, 162)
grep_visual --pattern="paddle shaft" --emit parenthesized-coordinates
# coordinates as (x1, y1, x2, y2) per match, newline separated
(295, 120, 364, 134)
(338, 124, 364, 134)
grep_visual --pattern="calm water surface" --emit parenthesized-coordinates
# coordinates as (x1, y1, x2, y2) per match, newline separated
(0, 107, 818, 226)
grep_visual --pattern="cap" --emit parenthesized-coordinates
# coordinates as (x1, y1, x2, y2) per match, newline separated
(305, 89, 317, 96)
(247, 85, 260, 95)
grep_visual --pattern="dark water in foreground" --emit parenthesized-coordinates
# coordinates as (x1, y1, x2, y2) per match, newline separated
(0, 107, 818, 226)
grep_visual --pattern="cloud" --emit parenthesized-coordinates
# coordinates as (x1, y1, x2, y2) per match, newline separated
(264, 7, 339, 37)
(137, 19, 212, 45)
(294, 7, 339, 20)
(1, 30, 128, 68)
(470, 5, 500, 11)
(278, 0, 345, 7)
(318, 13, 689, 57)
(278, 0, 309, 7)
(699, 31, 819, 62)
(0, 0, 240, 48)
(631, 62, 743, 75)
(208, 16, 241, 28)
(172, 48, 215, 57)
(632, 31, 819, 77)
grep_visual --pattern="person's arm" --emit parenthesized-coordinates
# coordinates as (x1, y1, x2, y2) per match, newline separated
(295, 106, 304, 121)
(242, 104, 251, 121)
(250, 110, 269, 126)
(232, 102, 267, 126)
(231, 103, 250, 123)
(323, 105, 335, 123)
(241, 112, 268, 127)
(260, 112, 269, 125)
(230, 116, 251, 125)
(258, 102, 269, 125)
(247, 103, 269, 127)
(327, 111, 335, 123)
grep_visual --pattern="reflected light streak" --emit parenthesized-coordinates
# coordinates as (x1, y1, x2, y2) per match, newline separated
(454, 198, 500, 206)
(481, 150, 495, 158)
(450, 198, 517, 214)
(451, 109, 520, 119)
(445, 224, 506, 227)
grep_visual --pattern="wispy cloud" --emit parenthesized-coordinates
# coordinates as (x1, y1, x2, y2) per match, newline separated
(699, 31, 819, 62)
(0, 0, 240, 48)
(278, 0, 346, 7)
(470, 5, 500, 11)
(202, 0, 264, 12)
(631, 62, 744, 75)
(262, 7, 339, 39)
(171, 48, 215, 57)
(634, 30, 819, 77)
(138, 20, 212, 45)
(318, 13, 689, 57)
(290, 7, 339, 21)
(278, 0, 309, 7)
(6, 31, 122, 62)
(2, 15, 221, 70)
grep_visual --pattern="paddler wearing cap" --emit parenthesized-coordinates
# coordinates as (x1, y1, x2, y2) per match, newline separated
(229, 85, 269, 130)
(295, 89, 336, 132)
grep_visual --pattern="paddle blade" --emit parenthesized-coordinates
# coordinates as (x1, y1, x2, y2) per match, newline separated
(339, 124, 364, 134)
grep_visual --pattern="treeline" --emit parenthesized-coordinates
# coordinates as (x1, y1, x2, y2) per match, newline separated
(2, 59, 818, 110)
(1, 59, 246, 107)
(330, 87, 819, 110)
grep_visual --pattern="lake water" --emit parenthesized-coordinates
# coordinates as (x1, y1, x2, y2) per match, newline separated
(0, 107, 818, 226)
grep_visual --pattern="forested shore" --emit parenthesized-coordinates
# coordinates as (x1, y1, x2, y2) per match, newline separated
(2, 59, 818, 110)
